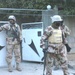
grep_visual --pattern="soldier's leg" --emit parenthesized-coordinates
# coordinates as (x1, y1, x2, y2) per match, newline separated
(6, 44, 13, 72)
(60, 56, 68, 75)
(53, 58, 60, 70)
(14, 44, 21, 71)
(58, 46, 69, 75)
(46, 53, 54, 75)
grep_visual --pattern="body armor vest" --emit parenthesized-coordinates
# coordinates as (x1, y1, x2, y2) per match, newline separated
(7, 30, 15, 37)
(48, 29, 62, 43)
(6, 26, 17, 37)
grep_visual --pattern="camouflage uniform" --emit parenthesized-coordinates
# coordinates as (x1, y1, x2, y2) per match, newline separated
(0, 22, 22, 71)
(40, 25, 69, 75)
(60, 25, 71, 44)
(54, 25, 71, 70)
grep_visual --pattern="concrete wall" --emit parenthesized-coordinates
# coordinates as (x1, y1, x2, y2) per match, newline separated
(64, 16, 75, 36)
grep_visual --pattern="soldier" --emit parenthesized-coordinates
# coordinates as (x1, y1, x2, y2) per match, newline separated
(0, 15, 22, 72)
(40, 15, 69, 75)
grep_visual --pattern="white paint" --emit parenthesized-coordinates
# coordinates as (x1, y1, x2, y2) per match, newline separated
(22, 22, 43, 62)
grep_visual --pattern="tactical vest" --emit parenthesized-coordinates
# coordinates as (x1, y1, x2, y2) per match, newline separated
(6, 30, 14, 37)
(48, 29, 62, 43)
(6, 26, 17, 37)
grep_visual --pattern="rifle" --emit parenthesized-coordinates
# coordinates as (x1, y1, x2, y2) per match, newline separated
(65, 44, 71, 52)
(42, 48, 48, 75)
(42, 41, 48, 75)
(12, 26, 20, 43)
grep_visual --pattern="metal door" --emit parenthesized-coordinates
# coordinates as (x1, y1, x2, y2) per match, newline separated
(22, 22, 43, 62)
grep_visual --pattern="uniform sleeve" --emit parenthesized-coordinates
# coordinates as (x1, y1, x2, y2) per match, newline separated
(64, 26, 71, 37)
(40, 26, 52, 49)
(0, 24, 9, 31)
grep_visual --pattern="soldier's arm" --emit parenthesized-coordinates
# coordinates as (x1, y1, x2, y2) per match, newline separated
(0, 24, 9, 31)
(65, 26, 71, 36)
(40, 26, 52, 49)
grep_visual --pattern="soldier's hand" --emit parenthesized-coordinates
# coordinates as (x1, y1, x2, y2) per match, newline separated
(43, 48, 48, 53)
(43, 49, 46, 53)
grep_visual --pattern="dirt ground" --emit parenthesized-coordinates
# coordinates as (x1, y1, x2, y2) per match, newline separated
(0, 62, 75, 75)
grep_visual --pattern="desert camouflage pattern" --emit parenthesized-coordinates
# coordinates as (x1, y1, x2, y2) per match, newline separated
(40, 25, 69, 75)
(54, 25, 71, 69)
(59, 25, 71, 44)
(0, 23, 21, 64)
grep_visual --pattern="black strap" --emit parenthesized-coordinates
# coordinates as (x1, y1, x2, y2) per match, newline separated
(11, 26, 20, 42)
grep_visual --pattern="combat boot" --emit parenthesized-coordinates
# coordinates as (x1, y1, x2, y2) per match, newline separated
(8, 63, 13, 72)
(16, 63, 22, 71)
